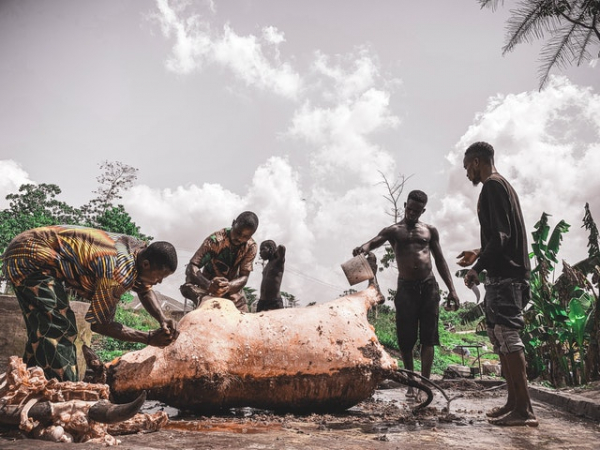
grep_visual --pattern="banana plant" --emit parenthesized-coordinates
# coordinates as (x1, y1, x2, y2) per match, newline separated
(524, 213, 573, 385)
(524, 209, 600, 386)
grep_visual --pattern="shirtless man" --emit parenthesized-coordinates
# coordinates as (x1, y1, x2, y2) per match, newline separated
(256, 240, 286, 312)
(354, 190, 459, 397)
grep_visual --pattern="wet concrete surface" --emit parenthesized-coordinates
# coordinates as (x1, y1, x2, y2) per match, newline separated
(1, 379, 599, 449)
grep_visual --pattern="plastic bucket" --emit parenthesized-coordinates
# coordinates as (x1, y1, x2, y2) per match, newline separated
(341, 254, 375, 286)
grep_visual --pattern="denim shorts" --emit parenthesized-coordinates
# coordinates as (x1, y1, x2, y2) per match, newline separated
(487, 324, 524, 354)
(484, 278, 530, 330)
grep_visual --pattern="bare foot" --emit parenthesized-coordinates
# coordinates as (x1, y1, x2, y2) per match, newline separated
(488, 410, 539, 427)
(486, 405, 512, 418)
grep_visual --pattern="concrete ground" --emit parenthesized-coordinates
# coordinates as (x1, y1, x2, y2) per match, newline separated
(1, 378, 599, 449)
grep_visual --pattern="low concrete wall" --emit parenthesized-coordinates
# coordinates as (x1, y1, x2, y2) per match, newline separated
(0, 294, 92, 380)
(530, 385, 600, 422)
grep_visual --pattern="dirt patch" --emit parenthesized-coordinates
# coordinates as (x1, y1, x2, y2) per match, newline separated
(1, 379, 599, 449)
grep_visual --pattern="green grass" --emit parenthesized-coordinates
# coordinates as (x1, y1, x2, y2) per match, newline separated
(93, 302, 159, 362)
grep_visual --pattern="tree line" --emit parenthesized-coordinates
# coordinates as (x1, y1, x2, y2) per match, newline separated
(0, 161, 146, 284)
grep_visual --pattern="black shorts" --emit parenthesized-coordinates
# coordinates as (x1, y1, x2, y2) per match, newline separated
(484, 278, 529, 330)
(256, 298, 284, 312)
(394, 277, 440, 353)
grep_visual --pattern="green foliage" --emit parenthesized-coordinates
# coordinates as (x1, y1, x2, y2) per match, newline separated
(0, 163, 150, 282)
(0, 184, 82, 253)
(281, 291, 299, 308)
(91, 205, 151, 241)
(440, 301, 484, 332)
(380, 245, 396, 270)
(244, 286, 257, 310)
(120, 291, 135, 304)
(530, 212, 570, 267)
(368, 304, 398, 350)
(368, 302, 493, 375)
(522, 211, 598, 386)
(480, 0, 600, 88)
(455, 268, 488, 285)
(583, 202, 600, 258)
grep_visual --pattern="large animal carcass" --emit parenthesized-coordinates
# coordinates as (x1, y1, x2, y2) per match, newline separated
(108, 286, 429, 414)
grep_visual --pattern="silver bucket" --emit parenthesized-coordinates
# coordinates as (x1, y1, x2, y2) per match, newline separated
(341, 254, 375, 286)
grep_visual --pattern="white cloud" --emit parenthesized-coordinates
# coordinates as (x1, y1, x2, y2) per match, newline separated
(144, 2, 407, 302)
(262, 26, 285, 46)
(213, 25, 301, 99)
(152, 0, 301, 99)
(153, 0, 213, 74)
(434, 76, 600, 287)
(311, 49, 385, 102)
(287, 51, 400, 187)
(0, 160, 34, 209)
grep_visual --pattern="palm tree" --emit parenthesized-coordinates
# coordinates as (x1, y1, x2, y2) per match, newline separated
(480, 0, 600, 88)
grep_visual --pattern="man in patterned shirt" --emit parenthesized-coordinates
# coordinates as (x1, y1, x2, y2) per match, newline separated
(2, 225, 179, 382)
(180, 211, 258, 312)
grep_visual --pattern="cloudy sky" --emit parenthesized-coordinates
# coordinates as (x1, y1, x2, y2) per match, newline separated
(1, 0, 598, 306)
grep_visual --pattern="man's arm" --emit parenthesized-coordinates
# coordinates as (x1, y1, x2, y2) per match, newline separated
(91, 319, 175, 347)
(276, 245, 286, 263)
(186, 262, 212, 290)
(216, 240, 257, 296)
(134, 287, 179, 344)
(472, 180, 512, 274)
(457, 248, 481, 288)
(221, 271, 250, 296)
(87, 280, 177, 347)
(186, 239, 212, 289)
(137, 288, 177, 330)
(185, 259, 229, 296)
(353, 228, 390, 256)
(429, 226, 459, 306)
(456, 249, 480, 267)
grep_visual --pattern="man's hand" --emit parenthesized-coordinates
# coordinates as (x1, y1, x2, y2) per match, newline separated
(208, 277, 229, 297)
(456, 249, 479, 267)
(147, 318, 179, 347)
(160, 318, 179, 340)
(463, 269, 480, 289)
(148, 327, 177, 348)
(352, 245, 368, 257)
(444, 291, 460, 311)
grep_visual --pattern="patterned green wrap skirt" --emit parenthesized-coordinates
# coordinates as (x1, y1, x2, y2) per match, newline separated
(13, 272, 79, 382)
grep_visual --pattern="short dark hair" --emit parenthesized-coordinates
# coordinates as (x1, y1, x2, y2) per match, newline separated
(234, 211, 259, 231)
(407, 190, 428, 206)
(142, 241, 178, 272)
(465, 141, 494, 163)
(260, 240, 276, 251)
